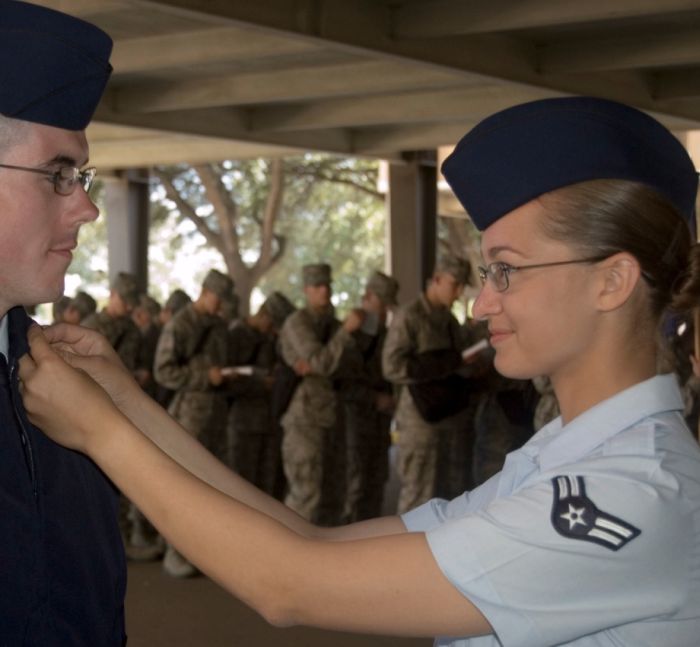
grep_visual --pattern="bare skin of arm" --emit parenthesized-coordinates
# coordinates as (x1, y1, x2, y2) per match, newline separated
(19, 325, 491, 638)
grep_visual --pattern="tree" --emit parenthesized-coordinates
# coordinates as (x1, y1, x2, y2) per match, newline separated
(153, 155, 385, 315)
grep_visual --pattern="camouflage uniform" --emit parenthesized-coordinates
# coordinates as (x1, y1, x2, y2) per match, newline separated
(156, 289, 192, 409)
(156, 271, 235, 578)
(226, 319, 278, 493)
(81, 273, 141, 371)
(227, 292, 295, 495)
(81, 273, 145, 557)
(65, 290, 97, 324)
(133, 295, 162, 399)
(83, 309, 141, 369)
(278, 264, 355, 524)
(471, 370, 538, 486)
(532, 375, 560, 431)
(154, 302, 229, 460)
(52, 295, 70, 323)
(340, 271, 398, 521)
(382, 257, 471, 513)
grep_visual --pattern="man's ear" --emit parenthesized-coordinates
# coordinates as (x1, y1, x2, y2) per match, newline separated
(595, 252, 642, 312)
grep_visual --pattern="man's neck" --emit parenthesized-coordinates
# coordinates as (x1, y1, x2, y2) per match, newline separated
(424, 287, 446, 310)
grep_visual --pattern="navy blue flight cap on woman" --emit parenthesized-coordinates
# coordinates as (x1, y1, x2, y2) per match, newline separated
(0, 0, 113, 130)
(441, 96, 699, 233)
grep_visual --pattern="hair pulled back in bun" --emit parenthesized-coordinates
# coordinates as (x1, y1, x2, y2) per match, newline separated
(538, 179, 700, 320)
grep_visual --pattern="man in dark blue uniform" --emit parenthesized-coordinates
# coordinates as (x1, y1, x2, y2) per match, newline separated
(0, 2, 125, 644)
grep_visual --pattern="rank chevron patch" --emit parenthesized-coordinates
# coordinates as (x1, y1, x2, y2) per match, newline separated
(550, 475, 641, 551)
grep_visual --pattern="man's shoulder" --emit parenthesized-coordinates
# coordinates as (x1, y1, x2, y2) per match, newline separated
(229, 319, 259, 343)
(394, 295, 428, 323)
(169, 304, 201, 330)
(281, 309, 310, 334)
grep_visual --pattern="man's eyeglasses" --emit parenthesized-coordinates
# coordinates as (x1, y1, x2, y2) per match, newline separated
(0, 163, 96, 196)
(478, 256, 609, 293)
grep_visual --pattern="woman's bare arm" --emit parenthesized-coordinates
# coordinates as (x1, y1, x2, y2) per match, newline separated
(20, 324, 492, 637)
(27, 323, 407, 545)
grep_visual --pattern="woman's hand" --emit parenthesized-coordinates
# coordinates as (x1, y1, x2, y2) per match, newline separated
(18, 325, 125, 454)
(40, 322, 141, 411)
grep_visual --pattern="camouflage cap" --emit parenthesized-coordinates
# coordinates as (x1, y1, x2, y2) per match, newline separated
(164, 289, 191, 314)
(70, 290, 97, 318)
(262, 291, 296, 328)
(52, 295, 71, 321)
(366, 270, 399, 306)
(202, 269, 235, 302)
(138, 294, 161, 317)
(111, 272, 139, 306)
(435, 255, 471, 285)
(302, 263, 332, 286)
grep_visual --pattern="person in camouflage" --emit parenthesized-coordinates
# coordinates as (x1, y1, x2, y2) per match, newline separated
(227, 292, 295, 495)
(82, 272, 141, 371)
(132, 294, 162, 399)
(51, 295, 71, 323)
(382, 255, 471, 514)
(81, 273, 147, 557)
(159, 288, 191, 327)
(124, 293, 166, 561)
(340, 270, 399, 521)
(155, 288, 192, 408)
(278, 263, 363, 524)
(154, 269, 235, 577)
(63, 290, 97, 325)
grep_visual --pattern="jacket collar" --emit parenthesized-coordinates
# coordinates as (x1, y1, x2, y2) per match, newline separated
(7, 306, 32, 365)
(533, 374, 683, 472)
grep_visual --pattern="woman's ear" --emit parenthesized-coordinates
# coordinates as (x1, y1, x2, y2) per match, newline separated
(595, 252, 642, 312)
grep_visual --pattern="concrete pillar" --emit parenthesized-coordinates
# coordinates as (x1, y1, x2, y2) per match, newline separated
(103, 168, 150, 292)
(386, 151, 437, 304)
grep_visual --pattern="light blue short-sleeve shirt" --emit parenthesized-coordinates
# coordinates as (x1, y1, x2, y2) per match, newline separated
(403, 374, 700, 647)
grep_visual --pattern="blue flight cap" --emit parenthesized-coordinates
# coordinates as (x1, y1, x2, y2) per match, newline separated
(0, 0, 113, 131)
(441, 96, 699, 232)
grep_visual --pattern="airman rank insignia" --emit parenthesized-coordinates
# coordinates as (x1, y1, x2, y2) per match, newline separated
(551, 476, 641, 551)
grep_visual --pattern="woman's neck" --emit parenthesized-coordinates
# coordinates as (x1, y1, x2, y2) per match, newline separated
(552, 329, 658, 426)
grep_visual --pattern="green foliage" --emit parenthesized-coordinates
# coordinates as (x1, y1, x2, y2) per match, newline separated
(61, 156, 387, 316)
(154, 154, 386, 315)
(262, 160, 385, 313)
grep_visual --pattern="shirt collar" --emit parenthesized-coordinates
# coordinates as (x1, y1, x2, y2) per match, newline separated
(0, 315, 8, 360)
(534, 373, 683, 472)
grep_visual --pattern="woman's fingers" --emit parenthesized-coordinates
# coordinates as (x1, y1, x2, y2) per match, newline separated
(42, 322, 113, 358)
(25, 324, 53, 360)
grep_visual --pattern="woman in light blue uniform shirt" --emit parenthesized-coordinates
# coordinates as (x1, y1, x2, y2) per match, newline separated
(19, 97, 700, 646)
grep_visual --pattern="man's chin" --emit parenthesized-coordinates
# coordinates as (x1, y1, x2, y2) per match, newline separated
(22, 281, 66, 311)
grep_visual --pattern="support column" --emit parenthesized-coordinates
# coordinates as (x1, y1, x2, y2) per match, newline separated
(103, 168, 150, 292)
(386, 151, 437, 304)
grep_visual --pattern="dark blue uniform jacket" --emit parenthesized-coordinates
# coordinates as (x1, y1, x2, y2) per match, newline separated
(0, 308, 126, 645)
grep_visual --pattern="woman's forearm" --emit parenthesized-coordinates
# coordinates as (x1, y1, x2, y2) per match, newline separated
(89, 413, 482, 638)
(118, 390, 406, 541)
(89, 412, 308, 622)
(117, 390, 320, 537)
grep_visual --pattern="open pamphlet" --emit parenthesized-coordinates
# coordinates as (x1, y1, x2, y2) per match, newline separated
(221, 365, 255, 377)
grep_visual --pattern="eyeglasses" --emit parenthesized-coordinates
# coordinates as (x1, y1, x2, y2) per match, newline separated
(0, 163, 96, 195)
(478, 256, 609, 292)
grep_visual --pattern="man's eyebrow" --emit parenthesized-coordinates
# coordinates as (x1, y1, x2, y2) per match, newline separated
(41, 154, 88, 167)
(484, 245, 523, 259)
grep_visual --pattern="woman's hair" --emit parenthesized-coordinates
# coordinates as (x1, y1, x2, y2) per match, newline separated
(538, 179, 700, 319)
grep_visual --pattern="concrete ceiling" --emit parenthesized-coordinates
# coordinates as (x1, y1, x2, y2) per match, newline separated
(36, 0, 700, 169)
